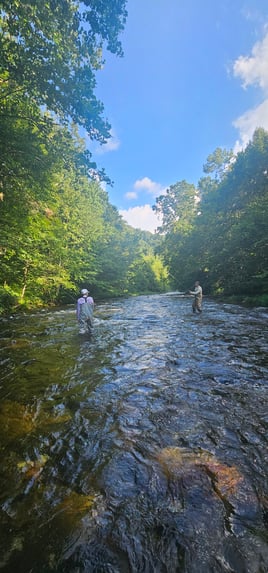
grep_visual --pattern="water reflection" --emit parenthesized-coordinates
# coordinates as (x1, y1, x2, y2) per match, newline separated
(0, 295, 267, 572)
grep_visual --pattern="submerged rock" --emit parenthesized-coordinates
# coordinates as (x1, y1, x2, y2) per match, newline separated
(156, 446, 244, 502)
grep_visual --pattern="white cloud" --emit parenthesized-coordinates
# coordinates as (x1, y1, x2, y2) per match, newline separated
(233, 99, 268, 151)
(133, 177, 166, 197)
(119, 204, 162, 233)
(232, 30, 268, 149)
(233, 32, 268, 91)
(124, 177, 166, 201)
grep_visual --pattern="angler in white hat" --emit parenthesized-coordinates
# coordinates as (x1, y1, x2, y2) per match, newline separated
(76, 288, 94, 334)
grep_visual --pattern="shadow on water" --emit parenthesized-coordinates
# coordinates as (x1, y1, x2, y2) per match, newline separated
(0, 295, 267, 572)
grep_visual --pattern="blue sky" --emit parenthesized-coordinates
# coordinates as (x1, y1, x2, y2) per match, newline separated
(90, 0, 268, 232)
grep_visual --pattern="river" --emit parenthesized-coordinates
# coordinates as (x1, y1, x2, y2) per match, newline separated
(0, 294, 267, 573)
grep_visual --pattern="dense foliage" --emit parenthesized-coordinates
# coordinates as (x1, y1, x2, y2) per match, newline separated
(0, 1, 169, 313)
(154, 128, 268, 306)
(0, 110, 169, 311)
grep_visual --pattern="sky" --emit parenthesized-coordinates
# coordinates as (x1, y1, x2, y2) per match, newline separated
(89, 0, 268, 232)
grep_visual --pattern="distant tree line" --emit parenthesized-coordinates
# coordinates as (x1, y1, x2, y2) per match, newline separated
(153, 128, 268, 306)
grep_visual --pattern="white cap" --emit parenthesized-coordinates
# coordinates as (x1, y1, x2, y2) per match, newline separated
(81, 288, 89, 295)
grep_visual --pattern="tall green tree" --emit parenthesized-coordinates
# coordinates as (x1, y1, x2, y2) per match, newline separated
(203, 147, 234, 182)
(0, 0, 127, 139)
(153, 180, 198, 234)
(153, 180, 199, 288)
(153, 131, 268, 300)
(0, 0, 127, 188)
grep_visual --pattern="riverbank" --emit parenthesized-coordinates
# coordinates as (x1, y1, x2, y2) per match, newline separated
(1, 289, 268, 318)
(213, 292, 268, 308)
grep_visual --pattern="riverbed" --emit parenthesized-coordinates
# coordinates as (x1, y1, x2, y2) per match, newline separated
(0, 294, 267, 572)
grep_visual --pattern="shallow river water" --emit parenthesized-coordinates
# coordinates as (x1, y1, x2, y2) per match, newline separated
(0, 294, 267, 573)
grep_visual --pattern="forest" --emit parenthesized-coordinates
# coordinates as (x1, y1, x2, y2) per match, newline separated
(0, 0, 267, 314)
(153, 131, 268, 306)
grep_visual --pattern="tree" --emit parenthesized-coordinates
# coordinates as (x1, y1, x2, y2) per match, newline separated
(0, 0, 127, 186)
(189, 129, 268, 296)
(153, 180, 198, 234)
(152, 131, 268, 300)
(203, 147, 234, 181)
(0, 0, 127, 141)
(0, 111, 114, 305)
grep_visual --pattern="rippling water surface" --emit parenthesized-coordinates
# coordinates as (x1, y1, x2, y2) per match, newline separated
(0, 294, 267, 572)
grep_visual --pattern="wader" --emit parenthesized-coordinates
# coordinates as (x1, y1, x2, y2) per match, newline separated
(79, 302, 94, 334)
(192, 296, 202, 313)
